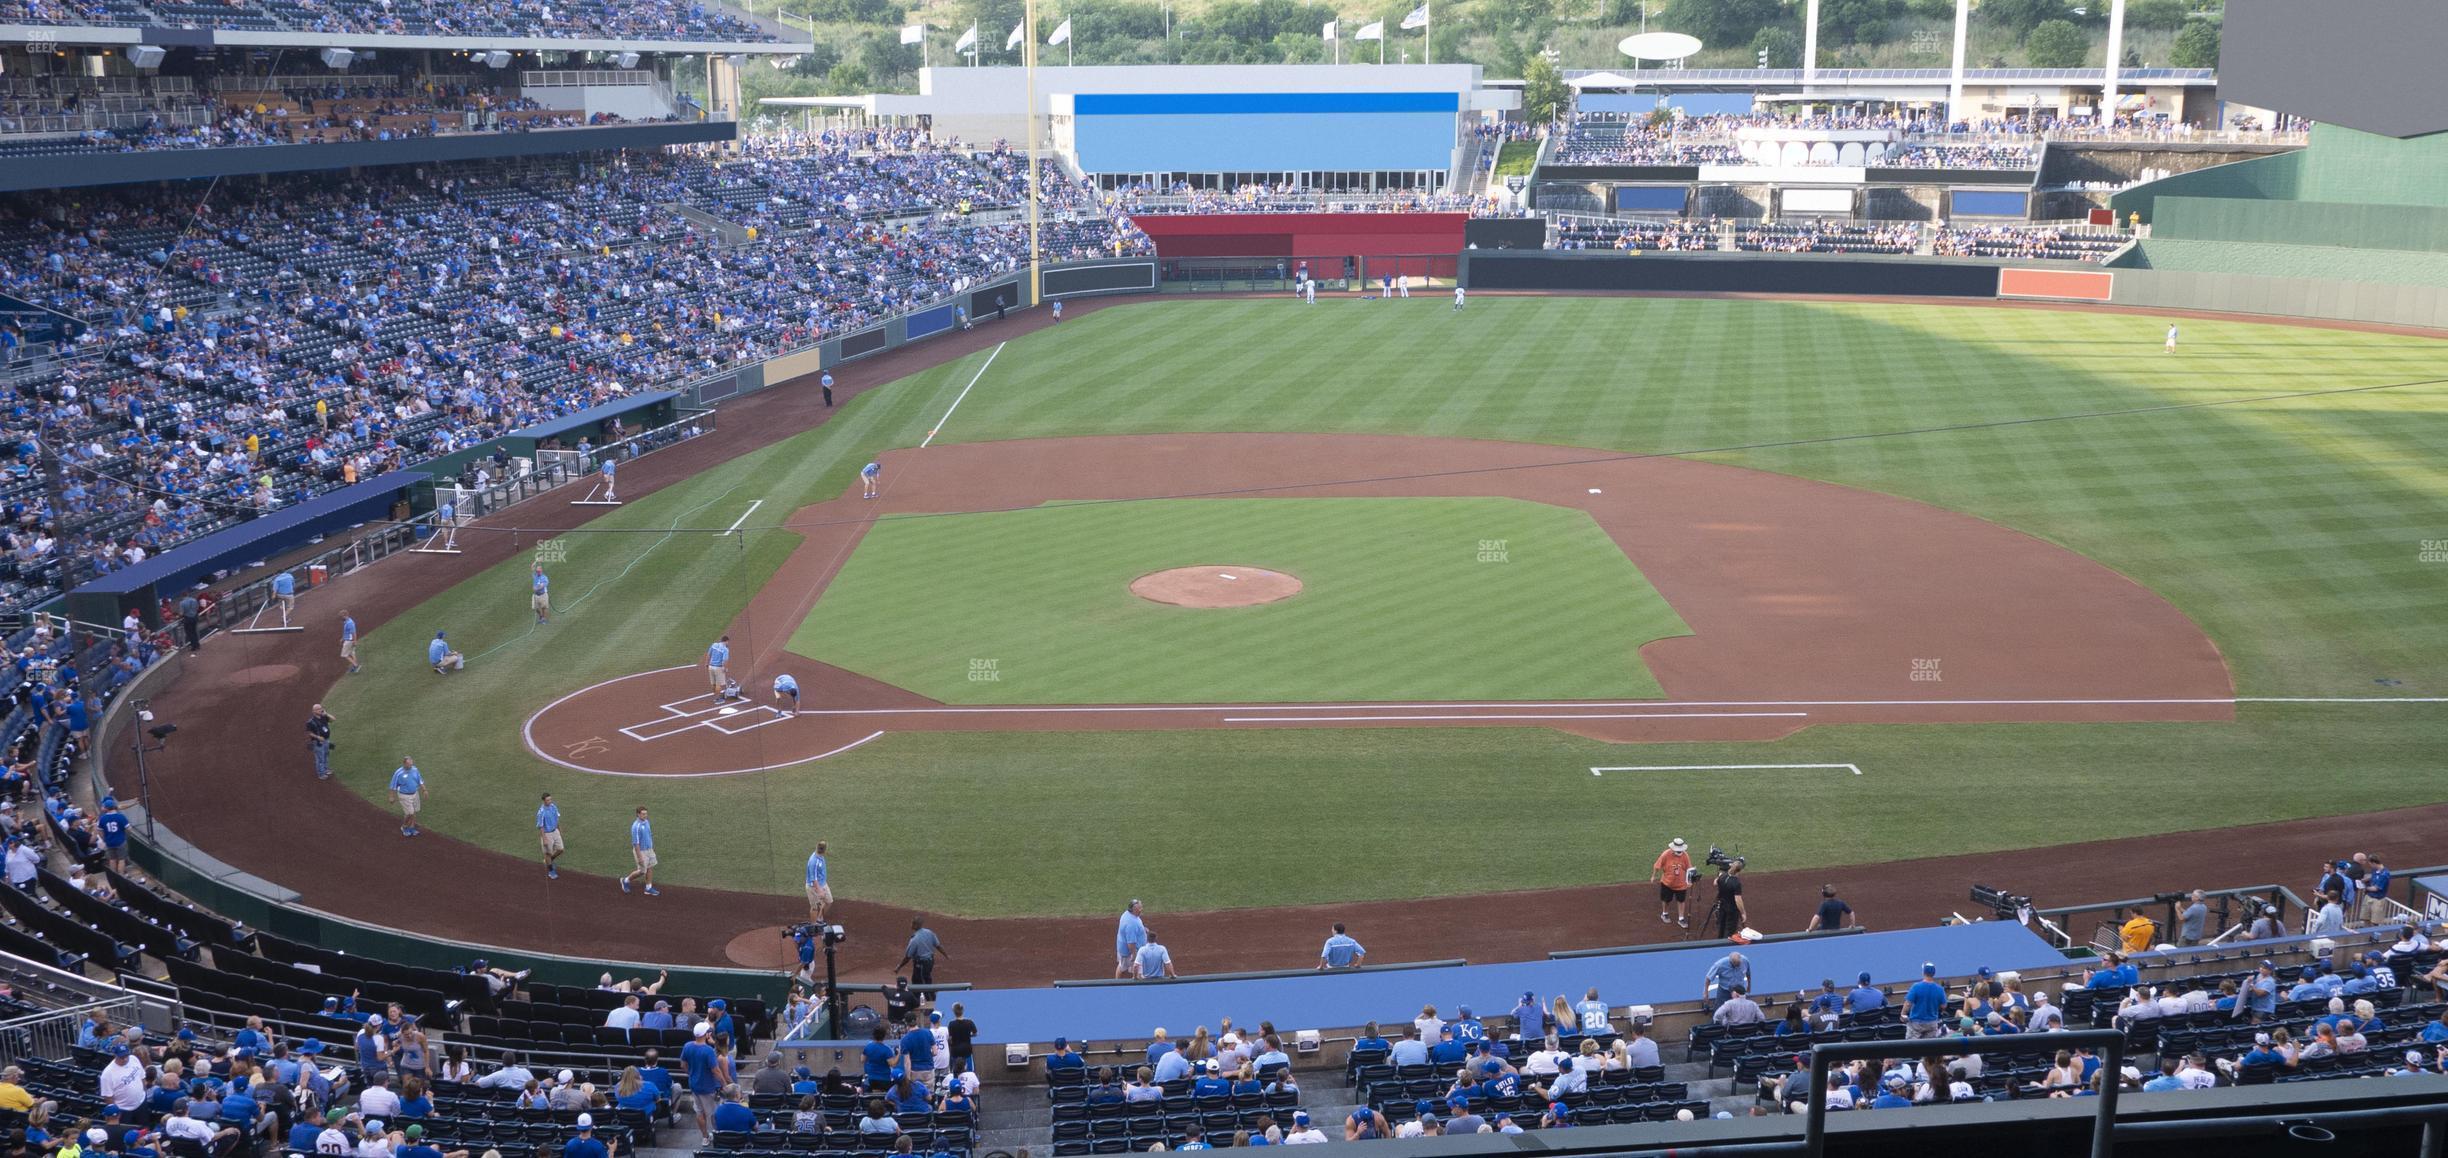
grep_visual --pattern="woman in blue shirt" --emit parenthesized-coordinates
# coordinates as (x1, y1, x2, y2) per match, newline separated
(397, 1076, 432, 1118)
(1229, 1065, 1263, 1098)
(616, 1069, 662, 1116)
(890, 1076, 931, 1115)
(1773, 1003, 1809, 1038)
(937, 1083, 975, 1118)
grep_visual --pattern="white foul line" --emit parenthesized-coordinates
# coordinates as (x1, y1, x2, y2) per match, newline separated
(723, 499, 764, 535)
(919, 342, 1004, 449)
(773, 695, 2447, 717)
(1591, 763, 1863, 777)
(1224, 711, 1809, 724)
(571, 731, 889, 779)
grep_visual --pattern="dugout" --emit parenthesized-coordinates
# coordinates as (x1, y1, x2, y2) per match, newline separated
(62, 470, 425, 630)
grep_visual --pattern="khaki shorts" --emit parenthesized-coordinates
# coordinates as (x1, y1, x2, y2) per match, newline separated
(636, 849, 659, 870)
(806, 883, 831, 907)
(397, 791, 422, 816)
(707, 665, 727, 689)
(532, 593, 551, 613)
(340, 639, 356, 659)
(541, 830, 564, 855)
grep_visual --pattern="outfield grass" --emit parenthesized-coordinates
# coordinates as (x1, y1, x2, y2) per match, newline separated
(319, 297, 2448, 916)
(790, 497, 1685, 703)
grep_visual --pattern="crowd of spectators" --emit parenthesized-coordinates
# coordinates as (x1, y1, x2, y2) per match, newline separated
(0, 0, 773, 40)
(1735, 221, 1919, 255)
(1551, 215, 1717, 252)
(1094, 180, 1514, 217)
(0, 139, 1150, 614)
(1933, 224, 2128, 262)
(1554, 111, 2044, 169)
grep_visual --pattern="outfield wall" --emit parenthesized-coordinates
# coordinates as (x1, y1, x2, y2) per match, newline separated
(2107, 265, 2448, 330)
(1460, 251, 2003, 297)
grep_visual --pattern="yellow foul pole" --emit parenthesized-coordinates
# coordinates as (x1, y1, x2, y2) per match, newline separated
(1024, 0, 1043, 305)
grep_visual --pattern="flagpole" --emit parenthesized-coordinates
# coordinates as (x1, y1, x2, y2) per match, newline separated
(1425, 0, 1431, 63)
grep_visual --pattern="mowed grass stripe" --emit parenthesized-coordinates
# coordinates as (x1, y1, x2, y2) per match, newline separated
(316, 297, 2448, 912)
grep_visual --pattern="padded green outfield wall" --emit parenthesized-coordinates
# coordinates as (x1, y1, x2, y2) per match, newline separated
(2151, 197, 2448, 254)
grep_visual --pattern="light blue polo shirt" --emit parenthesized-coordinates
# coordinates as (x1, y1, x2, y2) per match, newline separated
(707, 640, 730, 668)
(805, 851, 827, 887)
(1321, 933, 1364, 968)
(1117, 910, 1146, 956)
(272, 572, 294, 596)
(536, 802, 560, 833)
(389, 765, 423, 795)
(631, 818, 654, 851)
(427, 637, 450, 665)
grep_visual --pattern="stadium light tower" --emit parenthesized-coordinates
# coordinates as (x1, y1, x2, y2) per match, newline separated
(1802, 0, 1819, 90)
(2101, 0, 2127, 125)
(1947, 0, 1969, 125)
(1023, 0, 1042, 307)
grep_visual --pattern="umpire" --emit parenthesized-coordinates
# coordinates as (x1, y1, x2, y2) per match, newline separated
(307, 704, 335, 780)
(1715, 858, 1748, 939)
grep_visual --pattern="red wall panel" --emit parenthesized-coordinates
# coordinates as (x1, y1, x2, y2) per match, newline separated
(1130, 213, 1468, 263)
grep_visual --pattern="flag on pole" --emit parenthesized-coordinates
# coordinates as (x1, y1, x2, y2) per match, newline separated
(1399, 4, 1427, 28)
(1321, 18, 1336, 38)
(955, 21, 977, 50)
(1005, 20, 1023, 48)
(1354, 19, 1382, 38)
(898, 22, 923, 43)
(1049, 17, 1071, 43)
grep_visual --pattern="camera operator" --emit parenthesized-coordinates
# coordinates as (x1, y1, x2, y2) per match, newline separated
(1714, 857, 1747, 939)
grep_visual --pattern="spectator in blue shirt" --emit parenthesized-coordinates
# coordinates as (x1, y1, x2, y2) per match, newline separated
(1869, 1076, 1915, 1108)
(1904, 964, 1949, 1038)
(562, 1116, 610, 1158)
(1511, 993, 1543, 1042)
(1190, 1059, 1230, 1097)
(1809, 979, 1846, 1025)
(2142, 1058, 2186, 1092)
(683, 1021, 727, 1138)
(1426, 1027, 1466, 1067)
(1044, 1038, 1083, 1073)
(711, 1088, 756, 1133)
(1354, 1022, 1391, 1056)
(1449, 1007, 1485, 1043)
(1846, 973, 1888, 1015)
(860, 1026, 899, 1091)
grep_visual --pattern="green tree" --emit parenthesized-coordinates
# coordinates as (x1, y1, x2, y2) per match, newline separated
(1820, 0, 1903, 43)
(855, 31, 918, 84)
(2024, 17, 2086, 65)
(2123, 0, 2187, 30)
(823, 60, 871, 93)
(1749, 24, 1800, 66)
(1977, 0, 2062, 36)
(1662, 0, 1781, 49)
(1521, 52, 1567, 122)
(2169, 18, 2218, 67)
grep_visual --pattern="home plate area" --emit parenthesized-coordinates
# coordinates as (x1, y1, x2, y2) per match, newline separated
(618, 692, 792, 741)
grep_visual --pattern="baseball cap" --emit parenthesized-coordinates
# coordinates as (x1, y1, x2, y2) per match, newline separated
(1203, 1060, 1218, 1073)
(709, 999, 727, 1009)
(367, 1015, 382, 1026)
(86, 1129, 107, 1146)
(1858, 971, 1873, 984)
(367, 1121, 385, 1134)
(1921, 963, 1937, 976)
(2410, 1051, 2427, 1067)
(575, 1115, 594, 1130)
(694, 1022, 714, 1036)
(2260, 959, 2275, 970)
(406, 1127, 424, 1139)
(1521, 991, 1535, 1003)
(434, 630, 445, 638)
(1668, 838, 1686, 851)
(2254, 1033, 2272, 1045)
(1053, 1037, 1068, 1049)
(1977, 966, 1994, 978)
(930, 1012, 942, 1023)
(1457, 1006, 1471, 1018)
(1292, 1113, 1309, 1126)
(557, 1070, 574, 1084)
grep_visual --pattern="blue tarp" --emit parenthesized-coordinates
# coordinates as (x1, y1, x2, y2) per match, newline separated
(946, 921, 2063, 1045)
(508, 391, 682, 445)
(68, 470, 423, 598)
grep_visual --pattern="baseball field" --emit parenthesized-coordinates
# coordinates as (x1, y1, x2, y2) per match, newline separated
(276, 294, 2444, 935)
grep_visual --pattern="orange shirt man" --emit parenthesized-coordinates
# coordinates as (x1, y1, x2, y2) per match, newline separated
(1654, 838, 1695, 928)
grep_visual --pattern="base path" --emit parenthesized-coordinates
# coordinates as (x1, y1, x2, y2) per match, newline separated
(525, 433, 2232, 776)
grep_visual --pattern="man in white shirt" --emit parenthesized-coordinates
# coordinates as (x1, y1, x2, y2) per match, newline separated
(99, 1045, 148, 1111)
(1522, 1041, 1567, 1076)
(1282, 1112, 1327, 1144)
(1532, 1057, 1588, 1101)
(359, 1075, 402, 1119)
(4, 841, 40, 889)
(1712, 988, 1764, 1026)
(2028, 991, 2064, 1032)
(2176, 1054, 2217, 1090)
(606, 997, 642, 1031)
(315, 1113, 354, 1155)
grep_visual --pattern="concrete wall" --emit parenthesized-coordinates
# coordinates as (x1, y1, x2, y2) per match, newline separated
(26, 120, 733, 191)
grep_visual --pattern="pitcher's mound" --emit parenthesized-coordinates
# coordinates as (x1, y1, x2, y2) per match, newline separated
(1131, 566, 1303, 608)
